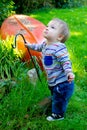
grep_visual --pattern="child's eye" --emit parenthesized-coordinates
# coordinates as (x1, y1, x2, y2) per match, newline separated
(51, 26, 55, 29)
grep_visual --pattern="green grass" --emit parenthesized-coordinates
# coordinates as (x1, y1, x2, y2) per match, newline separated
(0, 7, 87, 130)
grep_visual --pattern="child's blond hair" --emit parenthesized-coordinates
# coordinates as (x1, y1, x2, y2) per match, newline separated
(52, 18, 69, 43)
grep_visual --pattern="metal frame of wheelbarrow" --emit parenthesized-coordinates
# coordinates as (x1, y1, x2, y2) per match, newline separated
(12, 33, 42, 84)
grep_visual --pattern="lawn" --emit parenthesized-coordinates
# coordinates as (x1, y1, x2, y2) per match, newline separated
(0, 7, 87, 130)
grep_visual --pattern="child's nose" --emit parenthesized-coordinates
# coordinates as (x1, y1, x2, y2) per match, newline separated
(46, 27, 48, 30)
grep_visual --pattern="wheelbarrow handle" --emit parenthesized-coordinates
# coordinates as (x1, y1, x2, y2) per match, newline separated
(12, 33, 42, 84)
(12, 33, 27, 48)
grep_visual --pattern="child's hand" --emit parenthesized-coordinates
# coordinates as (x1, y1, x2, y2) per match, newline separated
(67, 73, 75, 82)
(24, 42, 28, 48)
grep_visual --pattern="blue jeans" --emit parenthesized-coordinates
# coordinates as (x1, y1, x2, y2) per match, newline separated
(49, 81, 74, 116)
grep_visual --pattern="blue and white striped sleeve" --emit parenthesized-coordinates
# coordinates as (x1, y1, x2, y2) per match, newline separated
(55, 44, 72, 75)
(27, 41, 46, 52)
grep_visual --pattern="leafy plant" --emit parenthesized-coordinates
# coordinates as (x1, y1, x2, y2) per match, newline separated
(0, 0, 15, 26)
(0, 37, 29, 99)
(0, 37, 20, 79)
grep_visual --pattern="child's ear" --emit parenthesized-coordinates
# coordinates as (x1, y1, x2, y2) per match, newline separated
(57, 34, 64, 41)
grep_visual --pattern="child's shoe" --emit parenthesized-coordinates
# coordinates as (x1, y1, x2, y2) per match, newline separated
(46, 113, 64, 121)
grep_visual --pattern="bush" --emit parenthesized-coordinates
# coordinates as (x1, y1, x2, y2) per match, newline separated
(13, 0, 87, 14)
(0, 0, 87, 24)
(0, 37, 28, 99)
(53, 0, 87, 8)
(0, 0, 15, 26)
(13, 0, 53, 13)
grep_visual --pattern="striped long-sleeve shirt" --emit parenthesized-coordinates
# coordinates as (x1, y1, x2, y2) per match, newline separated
(27, 41, 73, 87)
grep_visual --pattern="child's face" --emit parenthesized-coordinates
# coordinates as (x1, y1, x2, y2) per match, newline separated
(43, 20, 62, 43)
